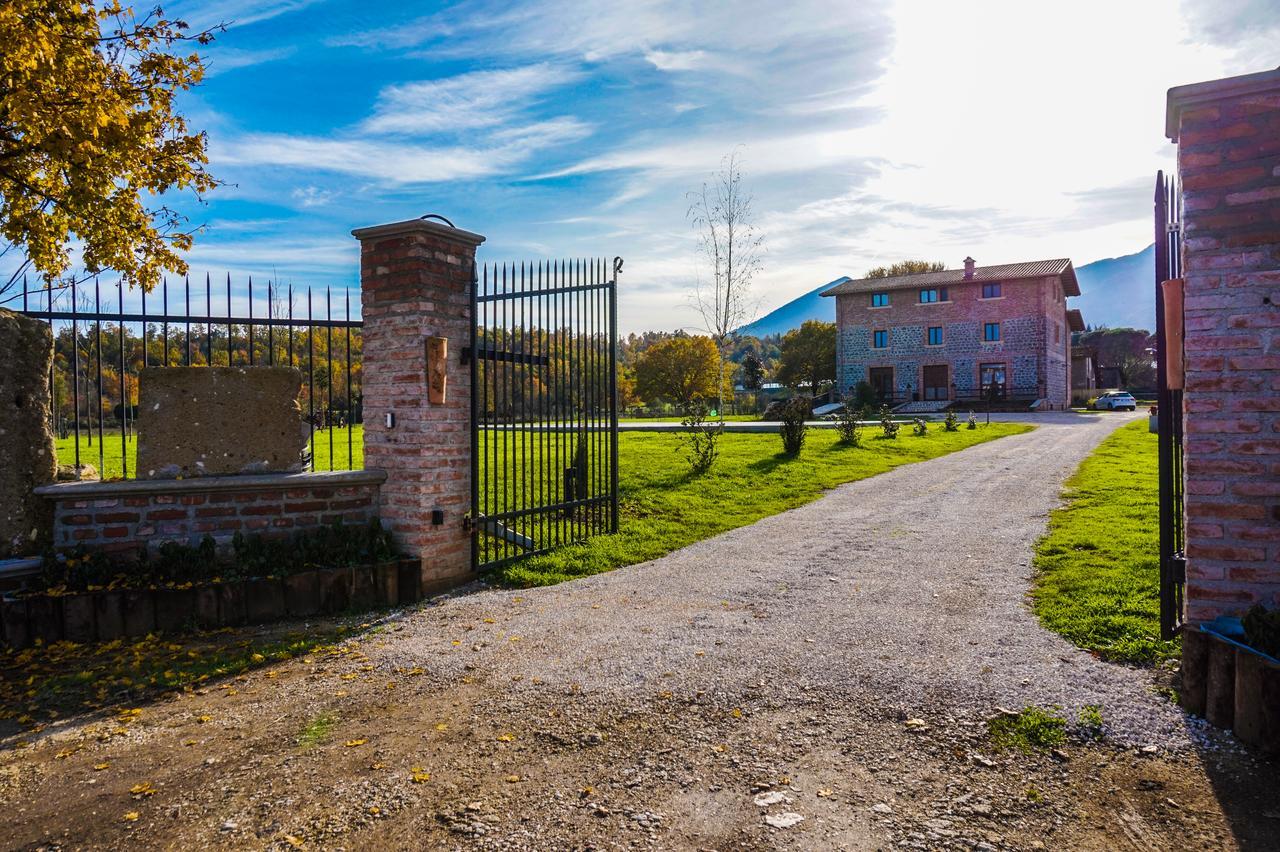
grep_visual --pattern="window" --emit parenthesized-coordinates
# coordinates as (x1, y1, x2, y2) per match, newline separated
(982, 282, 1002, 299)
(918, 287, 948, 303)
(873, 329, 888, 349)
(871, 292, 890, 307)
(983, 322, 1001, 342)
(927, 326, 943, 346)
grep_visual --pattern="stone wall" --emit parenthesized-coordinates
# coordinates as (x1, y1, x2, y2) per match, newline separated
(1167, 67, 1280, 623)
(0, 308, 56, 557)
(36, 470, 384, 556)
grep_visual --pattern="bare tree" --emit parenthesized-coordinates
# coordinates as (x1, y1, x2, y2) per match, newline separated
(687, 150, 764, 414)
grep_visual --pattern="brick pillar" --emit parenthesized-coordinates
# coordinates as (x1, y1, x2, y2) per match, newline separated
(1167, 68, 1280, 623)
(352, 217, 484, 592)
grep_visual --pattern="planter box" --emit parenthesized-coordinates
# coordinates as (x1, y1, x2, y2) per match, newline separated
(1185, 622, 1280, 754)
(218, 582, 247, 627)
(1, 597, 30, 650)
(62, 593, 97, 643)
(123, 589, 156, 637)
(397, 557, 422, 606)
(317, 567, 348, 613)
(349, 566, 376, 611)
(284, 571, 321, 617)
(94, 591, 125, 641)
(194, 585, 221, 630)
(244, 577, 285, 624)
(373, 561, 399, 607)
(155, 588, 195, 634)
(26, 596, 63, 645)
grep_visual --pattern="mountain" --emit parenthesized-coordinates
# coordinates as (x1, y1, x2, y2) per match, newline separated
(735, 276, 847, 338)
(733, 246, 1156, 338)
(1072, 244, 1156, 331)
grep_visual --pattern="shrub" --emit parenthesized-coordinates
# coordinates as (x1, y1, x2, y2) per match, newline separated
(912, 417, 928, 436)
(1244, 603, 1280, 658)
(966, 411, 978, 430)
(678, 400, 723, 474)
(879, 406, 899, 439)
(835, 401, 862, 446)
(778, 397, 809, 455)
(944, 410, 959, 432)
(851, 380, 878, 411)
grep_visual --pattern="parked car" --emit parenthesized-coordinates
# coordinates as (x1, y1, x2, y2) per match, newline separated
(1091, 390, 1138, 411)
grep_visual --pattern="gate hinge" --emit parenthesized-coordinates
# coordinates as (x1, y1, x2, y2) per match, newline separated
(463, 513, 476, 532)
(1171, 553, 1186, 584)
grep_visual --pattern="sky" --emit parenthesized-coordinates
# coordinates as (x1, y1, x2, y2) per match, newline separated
(25, 0, 1280, 332)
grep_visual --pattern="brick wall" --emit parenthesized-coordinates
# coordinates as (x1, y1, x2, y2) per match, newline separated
(833, 275, 1072, 407)
(35, 470, 385, 555)
(353, 218, 484, 592)
(1168, 68, 1280, 622)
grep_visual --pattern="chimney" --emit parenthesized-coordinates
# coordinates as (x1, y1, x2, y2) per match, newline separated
(963, 256, 975, 279)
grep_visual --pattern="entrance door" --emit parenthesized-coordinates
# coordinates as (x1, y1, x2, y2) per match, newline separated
(923, 365, 949, 401)
(980, 363, 1006, 400)
(868, 367, 893, 402)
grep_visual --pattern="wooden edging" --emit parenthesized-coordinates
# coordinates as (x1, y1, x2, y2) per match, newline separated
(1182, 628, 1280, 754)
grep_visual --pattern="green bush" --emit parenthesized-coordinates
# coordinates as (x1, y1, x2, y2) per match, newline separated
(835, 401, 863, 446)
(778, 397, 809, 455)
(678, 400, 723, 474)
(912, 417, 928, 436)
(879, 406, 899, 439)
(966, 411, 978, 430)
(943, 410, 959, 432)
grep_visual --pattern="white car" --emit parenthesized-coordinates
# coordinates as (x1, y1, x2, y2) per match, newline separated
(1092, 391, 1137, 411)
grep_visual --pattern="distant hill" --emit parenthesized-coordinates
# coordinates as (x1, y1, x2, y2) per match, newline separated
(1072, 244, 1156, 331)
(733, 247, 1156, 338)
(735, 276, 847, 338)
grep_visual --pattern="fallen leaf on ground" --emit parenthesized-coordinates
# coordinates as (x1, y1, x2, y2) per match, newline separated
(123, 811, 139, 822)
(345, 739, 367, 747)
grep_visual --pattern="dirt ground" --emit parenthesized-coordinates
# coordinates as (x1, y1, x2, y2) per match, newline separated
(0, 607, 1276, 851)
(3, 416, 1278, 850)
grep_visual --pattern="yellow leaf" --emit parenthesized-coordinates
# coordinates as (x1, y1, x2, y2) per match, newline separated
(334, 690, 349, 698)
(712, 744, 727, 753)
(345, 739, 367, 747)
(451, 640, 461, 646)
(341, 674, 357, 681)
(435, 723, 448, 732)
(731, 708, 742, 718)
(130, 781, 156, 797)
(504, 774, 521, 783)
(368, 805, 381, 815)
(817, 788, 834, 798)
(94, 762, 110, 771)
(196, 714, 212, 723)
(250, 653, 265, 663)
(285, 835, 304, 848)
(410, 768, 431, 783)
(123, 811, 139, 822)
(496, 733, 515, 742)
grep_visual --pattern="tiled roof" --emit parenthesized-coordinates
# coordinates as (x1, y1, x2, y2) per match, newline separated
(821, 258, 1079, 297)
(1066, 308, 1086, 332)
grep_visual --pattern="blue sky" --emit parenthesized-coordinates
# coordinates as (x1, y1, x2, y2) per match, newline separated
(93, 0, 1280, 330)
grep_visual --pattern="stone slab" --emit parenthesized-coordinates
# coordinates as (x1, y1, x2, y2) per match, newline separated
(136, 367, 307, 478)
(0, 309, 57, 557)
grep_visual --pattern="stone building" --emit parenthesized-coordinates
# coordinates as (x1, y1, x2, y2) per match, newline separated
(822, 258, 1085, 410)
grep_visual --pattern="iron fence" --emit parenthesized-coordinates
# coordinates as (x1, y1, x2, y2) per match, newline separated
(469, 258, 620, 571)
(9, 274, 363, 480)
(1154, 169, 1186, 638)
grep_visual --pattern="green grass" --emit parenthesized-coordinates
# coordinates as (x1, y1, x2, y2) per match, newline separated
(494, 422, 1031, 587)
(55, 427, 360, 479)
(298, 711, 338, 748)
(987, 706, 1068, 752)
(1031, 419, 1179, 665)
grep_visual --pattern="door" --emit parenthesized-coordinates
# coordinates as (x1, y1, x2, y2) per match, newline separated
(980, 363, 1006, 400)
(868, 367, 893, 402)
(923, 365, 949, 401)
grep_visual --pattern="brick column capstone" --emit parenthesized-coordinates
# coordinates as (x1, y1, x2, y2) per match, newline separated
(1167, 68, 1280, 623)
(353, 217, 485, 592)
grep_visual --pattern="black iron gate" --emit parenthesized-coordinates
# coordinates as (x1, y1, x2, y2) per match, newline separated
(1154, 170, 1185, 639)
(468, 258, 621, 571)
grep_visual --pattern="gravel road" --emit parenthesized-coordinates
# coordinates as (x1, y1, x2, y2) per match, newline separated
(400, 410, 1184, 746)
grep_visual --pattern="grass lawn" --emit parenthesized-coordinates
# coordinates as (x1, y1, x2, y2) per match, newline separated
(494, 422, 1031, 587)
(1031, 420, 1179, 665)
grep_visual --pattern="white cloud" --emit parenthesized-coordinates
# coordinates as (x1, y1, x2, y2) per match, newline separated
(202, 46, 297, 77)
(176, 0, 324, 29)
(291, 186, 336, 208)
(361, 64, 582, 135)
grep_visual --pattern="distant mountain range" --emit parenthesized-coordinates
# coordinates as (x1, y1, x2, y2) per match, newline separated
(734, 245, 1156, 338)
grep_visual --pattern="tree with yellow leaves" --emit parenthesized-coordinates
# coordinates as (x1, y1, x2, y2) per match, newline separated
(0, 1, 221, 299)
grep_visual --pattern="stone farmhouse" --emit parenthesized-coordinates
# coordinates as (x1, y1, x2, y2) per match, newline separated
(822, 258, 1086, 410)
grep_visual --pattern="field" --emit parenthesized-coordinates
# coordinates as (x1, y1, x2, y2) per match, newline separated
(1031, 420, 1178, 665)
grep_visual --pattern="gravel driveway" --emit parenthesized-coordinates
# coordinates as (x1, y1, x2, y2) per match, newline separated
(404, 409, 1180, 744)
(11, 410, 1272, 851)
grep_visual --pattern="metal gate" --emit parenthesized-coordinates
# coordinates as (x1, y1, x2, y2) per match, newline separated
(468, 257, 621, 571)
(1154, 170, 1185, 639)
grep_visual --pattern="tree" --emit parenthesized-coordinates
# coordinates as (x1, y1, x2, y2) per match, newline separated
(635, 336, 722, 408)
(864, 259, 946, 279)
(739, 352, 765, 391)
(776, 320, 836, 397)
(1077, 327, 1155, 389)
(687, 150, 764, 411)
(0, 1, 221, 299)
